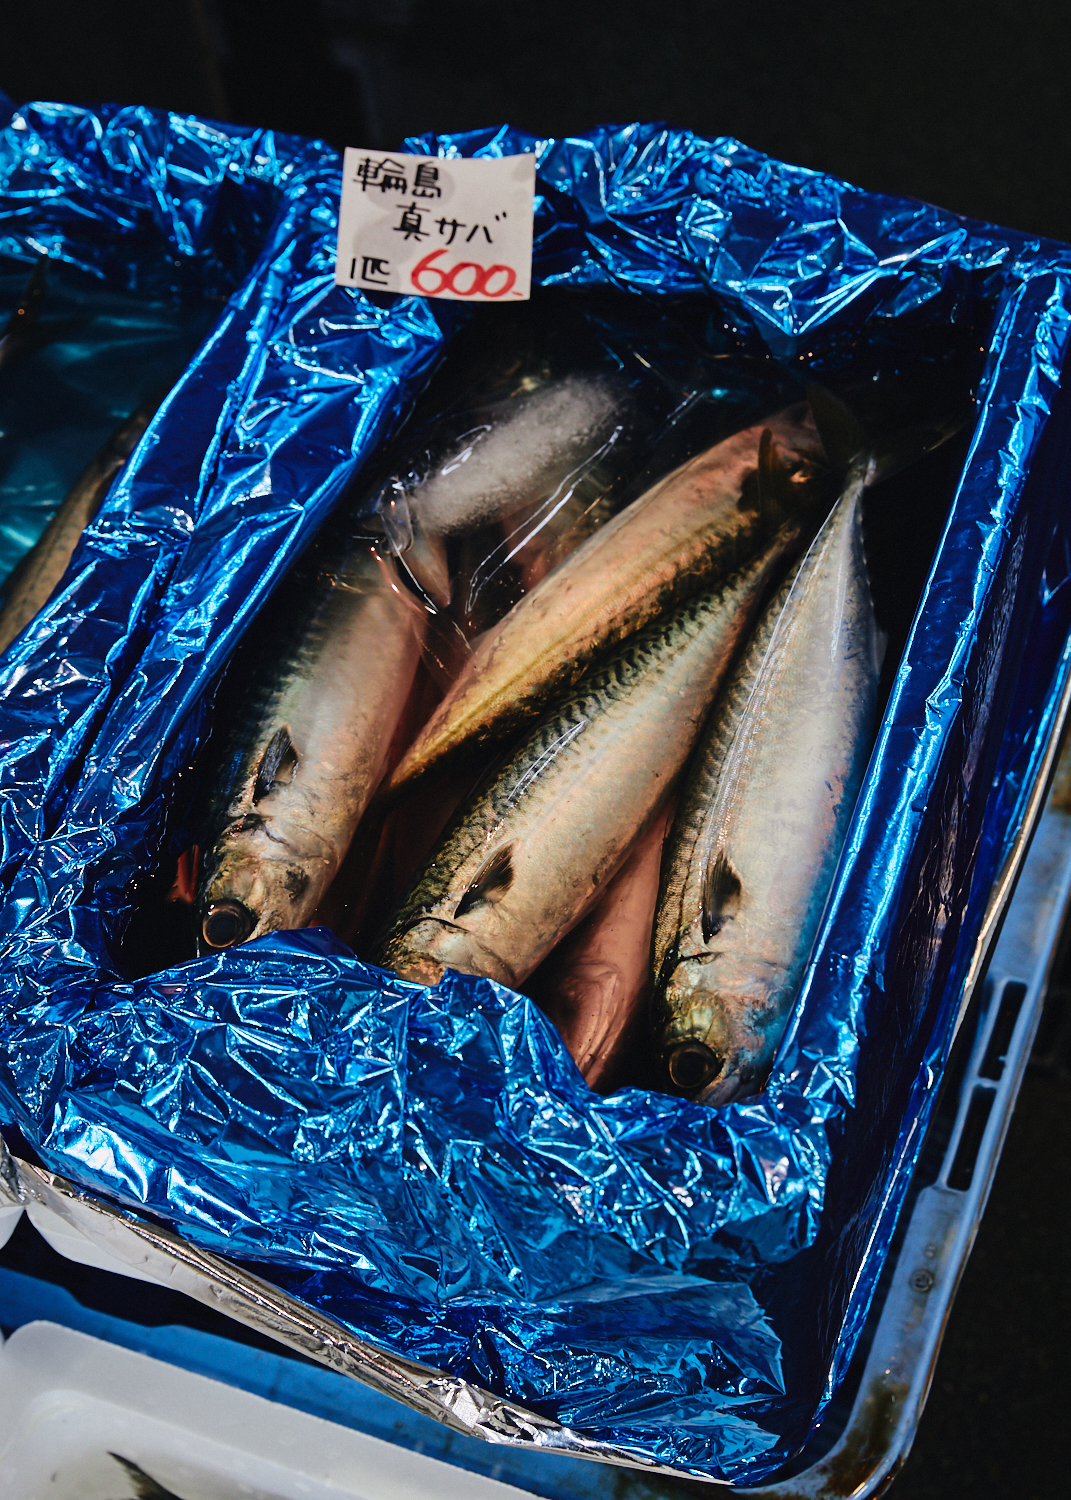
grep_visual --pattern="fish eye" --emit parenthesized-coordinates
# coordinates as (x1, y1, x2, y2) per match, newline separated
(666, 1041, 723, 1094)
(201, 899, 255, 949)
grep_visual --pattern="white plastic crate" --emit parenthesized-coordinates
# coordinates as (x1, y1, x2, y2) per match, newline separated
(0, 1320, 528, 1500)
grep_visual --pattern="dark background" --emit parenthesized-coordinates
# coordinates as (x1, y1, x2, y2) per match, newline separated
(3, 0, 1070, 243)
(1, 3, 1069, 1495)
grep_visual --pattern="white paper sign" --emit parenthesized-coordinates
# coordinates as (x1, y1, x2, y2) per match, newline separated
(335, 148, 535, 302)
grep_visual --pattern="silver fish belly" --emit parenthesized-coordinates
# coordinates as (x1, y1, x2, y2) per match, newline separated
(199, 541, 426, 949)
(377, 543, 786, 992)
(653, 468, 884, 1106)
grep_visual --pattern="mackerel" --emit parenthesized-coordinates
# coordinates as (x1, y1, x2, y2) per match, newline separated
(386, 407, 828, 795)
(652, 466, 884, 1106)
(0, 396, 160, 654)
(378, 542, 788, 992)
(198, 537, 427, 949)
(386, 371, 631, 541)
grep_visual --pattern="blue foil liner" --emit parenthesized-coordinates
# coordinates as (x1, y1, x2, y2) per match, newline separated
(1, 106, 1071, 1482)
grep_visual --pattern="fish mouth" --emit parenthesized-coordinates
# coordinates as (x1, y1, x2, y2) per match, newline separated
(383, 917, 518, 989)
(201, 899, 256, 950)
(664, 1039, 725, 1097)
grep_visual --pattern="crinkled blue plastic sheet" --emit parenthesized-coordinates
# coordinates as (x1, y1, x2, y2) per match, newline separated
(0, 260, 220, 585)
(0, 96, 335, 584)
(1, 106, 1071, 1482)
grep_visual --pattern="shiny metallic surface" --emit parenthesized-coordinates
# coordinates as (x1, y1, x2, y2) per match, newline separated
(0, 1141, 685, 1478)
(0, 104, 1071, 1482)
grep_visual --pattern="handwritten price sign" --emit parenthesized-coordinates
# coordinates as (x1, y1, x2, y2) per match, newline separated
(335, 149, 535, 303)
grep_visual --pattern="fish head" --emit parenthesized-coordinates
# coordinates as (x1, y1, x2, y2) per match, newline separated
(657, 955, 789, 1108)
(380, 918, 518, 990)
(198, 816, 330, 950)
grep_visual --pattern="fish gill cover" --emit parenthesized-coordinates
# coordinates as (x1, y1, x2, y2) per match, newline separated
(0, 104, 1070, 1482)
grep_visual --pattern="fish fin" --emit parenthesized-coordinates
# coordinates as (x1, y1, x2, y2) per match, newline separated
(225, 812, 266, 838)
(108, 1452, 185, 1499)
(806, 383, 869, 474)
(756, 427, 799, 532)
(454, 845, 514, 918)
(253, 726, 297, 804)
(809, 377, 968, 487)
(869, 411, 971, 485)
(168, 845, 200, 905)
(701, 851, 742, 944)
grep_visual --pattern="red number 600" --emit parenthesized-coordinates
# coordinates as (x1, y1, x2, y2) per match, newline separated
(411, 249, 517, 298)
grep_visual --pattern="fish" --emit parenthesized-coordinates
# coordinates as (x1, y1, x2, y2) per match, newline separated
(377, 367, 655, 653)
(385, 405, 830, 796)
(353, 350, 665, 667)
(0, 257, 46, 371)
(384, 371, 633, 541)
(378, 541, 790, 992)
(197, 535, 427, 950)
(0, 394, 160, 654)
(109, 1451, 187, 1499)
(651, 461, 884, 1106)
(307, 656, 446, 949)
(527, 801, 672, 1090)
(363, 297, 670, 635)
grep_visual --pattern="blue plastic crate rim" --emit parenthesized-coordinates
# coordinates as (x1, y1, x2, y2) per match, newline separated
(0, 99, 1070, 1483)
